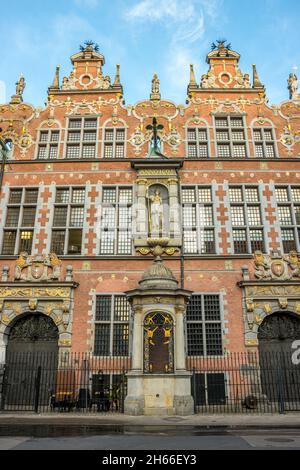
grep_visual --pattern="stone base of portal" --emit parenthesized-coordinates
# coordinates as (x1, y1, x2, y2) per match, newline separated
(124, 370, 194, 416)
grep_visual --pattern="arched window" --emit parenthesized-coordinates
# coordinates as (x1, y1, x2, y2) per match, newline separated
(3, 138, 13, 159)
(144, 312, 174, 373)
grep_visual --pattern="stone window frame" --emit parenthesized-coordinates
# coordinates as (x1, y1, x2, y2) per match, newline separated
(184, 118, 211, 159)
(101, 121, 127, 160)
(213, 114, 250, 158)
(251, 122, 278, 159)
(64, 116, 100, 160)
(92, 293, 132, 357)
(275, 184, 300, 253)
(50, 186, 86, 255)
(98, 185, 134, 256)
(181, 184, 217, 255)
(1, 187, 39, 255)
(36, 128, 61, 160)
(228, 184, 266, 254)
(184, 293, 224, 357)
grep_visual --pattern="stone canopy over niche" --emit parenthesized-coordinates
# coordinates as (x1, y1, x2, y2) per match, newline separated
(238, 250, 300, 347)
(0, 254, 78, 355)
(132, 159, 182, 254)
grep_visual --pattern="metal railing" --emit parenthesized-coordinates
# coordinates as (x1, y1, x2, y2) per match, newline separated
(1, 351, 300, 414)
(0, 352, 131, 414)
(187, 351, 300, 414)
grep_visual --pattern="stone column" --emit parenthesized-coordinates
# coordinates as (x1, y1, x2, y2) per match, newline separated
(136, 180, 148, 238)
(131, 307, 143, 371)
(168, 179, 180, 239)
(175, 307, 186, 371)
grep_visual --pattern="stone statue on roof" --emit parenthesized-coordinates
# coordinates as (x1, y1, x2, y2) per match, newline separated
(151, 74, 160, 95)
(288, 73, 298, 100)
(16, 75, 26, 97)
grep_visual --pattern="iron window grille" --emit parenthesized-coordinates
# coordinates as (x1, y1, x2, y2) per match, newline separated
(182, 186, 216, 254)
(253, 127, 277, 158)
(215, 116, 248, 158)
(103, 128, 126, 159)
(192, 373, 226, 406)
(275, 186, 300, 252)
(94, 295, 131, 356)
(51, 187, 86, 255)
(186, 127, 209, 158)
(2, 188, 38, 255)
(186, 294, 223, 356)
(66, 118, 98, 159)
(37, 130, 60, 159)
(229, 185, 265, 254)
(99, 186, 133, 255)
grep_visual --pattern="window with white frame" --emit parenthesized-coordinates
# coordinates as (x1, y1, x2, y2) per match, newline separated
(94, 295, 130, 356)
(215, 116, 248, 158)
(51, 187, 85, 255)
(66, 117, 98, 159)
(2, 188, 38, 255)
(275, 186, 300, 252)
(186, 294, 223, 356)
(186, 127, 209, 158)
(103, 128, 125, 158)
(99, 187, 133, 255)
(253, 127, 276, 158)
(37, 129, 60, 159)
(182, 186, 215, 254)
(229, 186, 265, 254)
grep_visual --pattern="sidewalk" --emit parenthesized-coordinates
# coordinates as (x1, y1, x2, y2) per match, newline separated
(1, 413, 300, 428)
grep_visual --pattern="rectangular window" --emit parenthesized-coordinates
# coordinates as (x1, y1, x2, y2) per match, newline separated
(50, 187, 85, 255)
(229, 186, 265, 253)
(215, 116, 248, 158)
(37, 130, 60, 159)
(94, 295, 130, 356)
(275, 186, 300, 252)
(99, 187, 133, 255)
(186, 294, 223, 356)
(103, 128, 126, 158)
(182, 186, 215, 254)
(2, 188, 38, 255)
(187, 127, 209, 158)
(66, 117, 98, 158)
(253, 127, 276, 158)
(192, 373, 226, 406)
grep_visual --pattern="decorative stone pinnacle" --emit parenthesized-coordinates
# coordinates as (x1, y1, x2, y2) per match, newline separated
(189, 64, 197, 85)
(113, 64, 121, 86)
(252, 64, 264, 89)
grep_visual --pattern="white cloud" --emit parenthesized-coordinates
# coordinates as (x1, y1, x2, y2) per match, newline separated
(163, 47, 200, 100)
(125, 0, 221, 44)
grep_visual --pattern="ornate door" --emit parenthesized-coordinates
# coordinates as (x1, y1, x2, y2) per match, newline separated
(258, 312, 300, 403)
(4, 314, 59, 408)
(144, 312, 174, 374)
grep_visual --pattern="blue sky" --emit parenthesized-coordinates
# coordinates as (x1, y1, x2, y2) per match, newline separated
(0, 0, 299, 106)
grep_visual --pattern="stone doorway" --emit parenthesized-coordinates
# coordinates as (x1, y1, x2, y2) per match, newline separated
(3, 314, 59, 408)
(258, 312, 300, 403)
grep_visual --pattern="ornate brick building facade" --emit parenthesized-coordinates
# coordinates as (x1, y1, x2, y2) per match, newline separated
(0, 40, 300, 413)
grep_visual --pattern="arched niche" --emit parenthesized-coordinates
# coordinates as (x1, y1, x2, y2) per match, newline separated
(146, 183, 169, 238)
(143, 311, 174, 374)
